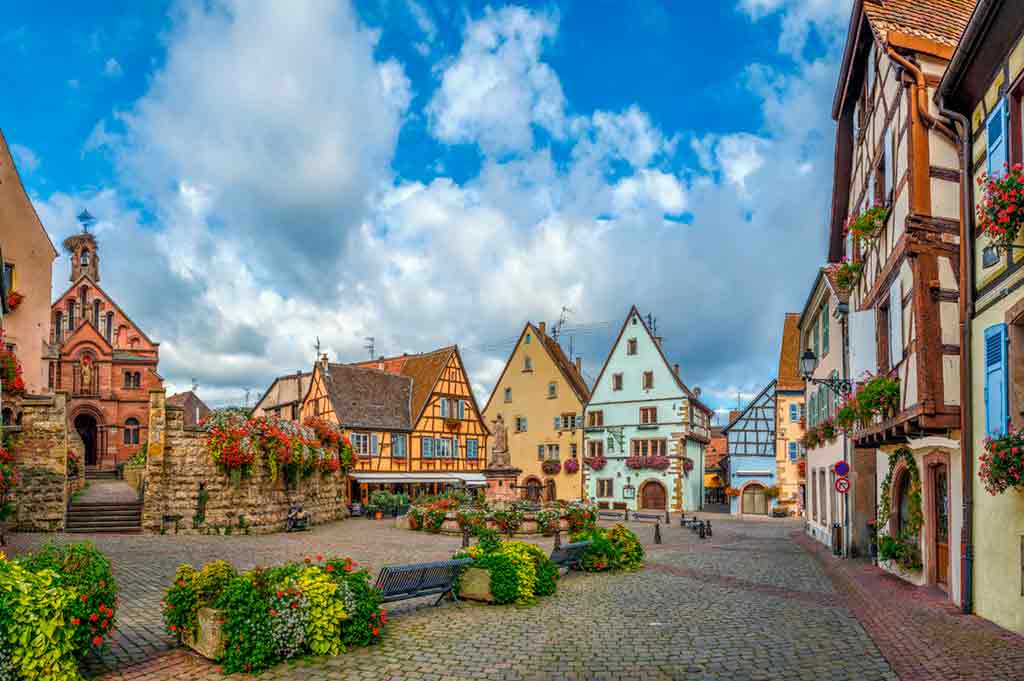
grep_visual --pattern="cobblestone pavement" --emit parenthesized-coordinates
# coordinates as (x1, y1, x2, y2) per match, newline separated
(6, 515, 1004, 680)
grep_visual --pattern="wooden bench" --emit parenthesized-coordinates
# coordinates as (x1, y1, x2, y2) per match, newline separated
(630, 512, 663, 523)
(549, 540, 592, 572)
(374, 558, 473, 606)
(598, 510, 626, 521)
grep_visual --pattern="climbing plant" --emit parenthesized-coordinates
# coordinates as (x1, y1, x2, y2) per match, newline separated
(876, 447, 922, 536)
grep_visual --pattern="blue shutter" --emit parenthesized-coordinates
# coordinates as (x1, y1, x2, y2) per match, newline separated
(823, 302, 830, 355)
(423, 437, 433, 459)
(789, 442, 797, 461)
(987, 99, 1007, 178)
(440, 398, 448, 418)
(459, 400, 465, 419)
(371, 434, 379, 456)
(554, 416, 561, 430)
(452, 437, 459, 459)
(984, 324, 1009, 437)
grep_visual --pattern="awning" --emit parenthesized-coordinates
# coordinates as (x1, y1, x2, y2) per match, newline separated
(350, 472, 487, 486)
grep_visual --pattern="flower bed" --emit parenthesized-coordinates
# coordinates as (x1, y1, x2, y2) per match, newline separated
(406, 493, 596, 537)
(162, 555, 383, 674)
(569, 523, 644, 572)
(980, 428, 1024, 495)
(0, 434, 17, 523)
(625, 455, 670, 470)
(0, 542, 118, 681)
(454, 529, 559, 605)
(977, 163, 1024, 249)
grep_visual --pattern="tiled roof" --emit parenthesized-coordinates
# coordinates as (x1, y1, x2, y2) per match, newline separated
(322, 364, 413, 431)
(777, 313, 805, 392)
(540, 328, 591, 403)
(352, 346, 457, 422)
(862, 0, 976, 48)
(822, 265, 851, 304)
(167, 390, 211, 428)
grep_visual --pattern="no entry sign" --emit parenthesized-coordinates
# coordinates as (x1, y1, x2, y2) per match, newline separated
(834, 476, 851, 494)
(834, 460, 850, 476)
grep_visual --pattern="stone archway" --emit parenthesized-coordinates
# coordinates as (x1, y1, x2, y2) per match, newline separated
(639, 480, 667, 510)
(73, 413, 100, 466)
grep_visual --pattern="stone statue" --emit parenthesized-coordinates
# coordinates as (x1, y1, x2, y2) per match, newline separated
(80, 359, 93, 391)
(490, 414, 510, 467)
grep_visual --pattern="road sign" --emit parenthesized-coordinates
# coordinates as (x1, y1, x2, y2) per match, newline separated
(834, 460, 850, 476)
(834, 476, 851, 494)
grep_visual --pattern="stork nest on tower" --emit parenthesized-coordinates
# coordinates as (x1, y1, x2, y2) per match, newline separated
(62, 232, 96, 254)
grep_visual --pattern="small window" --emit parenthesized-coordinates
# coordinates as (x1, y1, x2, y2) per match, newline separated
(597, 479, 614, 497)
(54, 312, 63, 342)
(67, 300, 76, 328)
(612, 373, 623, 391)
(440, 398, 449, 418)
(570, 443, 577, 458)
(504, 387, 512, 403)
(524, 356, 533, 371)
(81, 250, 90, 266)
(422, 436, 434, 459)
(788, 442, 798, 461)
(642, 371, 654, 390)
(588, 410, 604, 427)
(626, 338, 638, 355)
(547, 382, 557, 398)
(124, 418, 140, 445)
(466, 439, 478, 459)
(2, 263, 13, 292)
(789, 404, 798, 422)
(124, 371, 132, 389)
(525, 333, 531, 344)
(135, 372, 142, 388)
(537, 444, 545, 461)
(515, 416, 528, 432)
(93, 299, 101, 327)
(458, 400, 466, 419)
(104, 311, 113, 341)
(352, 433, 371, 456)
(290, 402, 299, 420)
(393, 434, 407, 458)
(435, 437, 452, 458)
(547, 444, 559, 461)
(587, 440, 604, 457)
(640, 406, 657, 424)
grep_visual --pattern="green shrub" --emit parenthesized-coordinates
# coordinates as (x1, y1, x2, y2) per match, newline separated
(162, 564, 199, 640)
(457, 538, 558, 605)
(475, 552, 520, 604)
(571, 527, 618, 571)
(607, 524, 644, 571)
(195, 559, 236, 606)
(328, 562, 385, 647)
(215, 574, 276, 674)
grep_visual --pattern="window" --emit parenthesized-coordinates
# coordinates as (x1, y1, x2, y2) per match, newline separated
(627, 338, 638, 355)
(504, 387, 512, 403)
(458, 400, 466, 419)
(630, 439, 665, 457)
(889, 279, 903, 367)
(124, 371, 132, 389)
(788, 442, 798, 461)
(466, 439, 478, 459)
(124, 418, 140, 445)
(588, 410, 604, 427)
(800, 403, 806, 421)
(570, 443, 577, 458)
(435, 437, 453, 458)
(547, 382, 557, 398)
(440, 397, 449, 418)
(422, 436, 434, 459)
(67, 300, 75, 329)
(894, 469, 911, 535)
(352, 433, 371, 456)
(789, 404, 798, 422)
(515, 416, 527, 432)
(93, 299, 101, 327)
(985, 323, 1009, 437)
(393, 434, 407, 458)
(105, 312, 113, 341)
(524, 356, 533, 371)
(546, 444, 560, 461)
(811, 471, 818, 521)
(818, 469, 826, 523)
(597, 479, 614, 497)
(55, 312, 63, 342)
(290, 403, 299, 420)
(988, 99, 1007, 178)
(640, 407, 657, 424)
(587, 440, 604, 458)
(81, 250, 90, 266)
(2, 263, 12, 293)
(537, 444, 545, 461)
(813, 314, 820, 358)
(642, 371, 654, 390)
(822, 302, 830, 356)
(525, 333, 531, 344)
(612, 373, 623, 391)
(556, 413, 574, 430)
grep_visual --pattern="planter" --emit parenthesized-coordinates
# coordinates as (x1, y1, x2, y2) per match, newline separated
(458, 567, 495, 603)
(184, 607, 225, 660)
(123, 465, 145, 495)
(374, 511, 383, 520)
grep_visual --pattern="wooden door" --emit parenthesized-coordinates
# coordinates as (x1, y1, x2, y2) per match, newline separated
(640, 481, 666, 510)
(934, 464, 949, 588)
(742, 485, 768, 515)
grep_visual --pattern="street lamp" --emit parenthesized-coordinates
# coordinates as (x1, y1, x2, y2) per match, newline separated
(799, 348, 853, 398)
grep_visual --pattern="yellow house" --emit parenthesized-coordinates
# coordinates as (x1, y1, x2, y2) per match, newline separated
(482, 322, 590, 502)
(938, 0, 1024, 634)
(774, 313, 806, 515)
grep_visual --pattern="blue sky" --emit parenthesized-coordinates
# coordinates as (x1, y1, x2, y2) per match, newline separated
(2, 0, 852, 417)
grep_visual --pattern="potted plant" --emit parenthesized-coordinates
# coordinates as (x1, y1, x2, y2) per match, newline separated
(562, 458, 579, 474)
(846, 204, 889, 246)
(833, 258, 863, 291)
(977, 163, 1024, 250)
(365, 504, 381, 520)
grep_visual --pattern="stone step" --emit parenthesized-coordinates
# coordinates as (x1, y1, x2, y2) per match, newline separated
(67, 512, 142, 522)
(69, 502, 142, 510)
(65, 525, 142, 534)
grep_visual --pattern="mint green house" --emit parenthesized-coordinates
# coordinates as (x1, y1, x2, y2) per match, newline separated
(583, 307, 712, 512)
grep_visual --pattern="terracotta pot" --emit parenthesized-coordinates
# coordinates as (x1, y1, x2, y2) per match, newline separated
(374, 511, 383, 520)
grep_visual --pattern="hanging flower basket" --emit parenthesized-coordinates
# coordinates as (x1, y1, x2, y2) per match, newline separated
(562, 458, 579, 474)
(584, 456, 606, 471)
(846, 204, 889, 245)
(625, 455, 670, 471)
(541, 460, 561, 475)
(6, 291, 23, 311)
(833, 259, 862, 291)
(856, 374, 900, 422)
(980, 428, 1024, 495)
(977, 163, 1024, 251)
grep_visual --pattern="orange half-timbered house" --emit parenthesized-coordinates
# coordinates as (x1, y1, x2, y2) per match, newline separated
(302, 346, 490, 503)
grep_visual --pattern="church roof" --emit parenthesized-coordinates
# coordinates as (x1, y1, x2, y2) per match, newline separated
(321, 363, 413, 431)
(53, 274, 160, 349)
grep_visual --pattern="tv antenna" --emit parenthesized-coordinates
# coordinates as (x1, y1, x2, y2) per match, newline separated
(244, 388, 252, 409)
(646, 313, 658, 335)
(314, 336, 322, 359)
(190, 377, 198, 393)
(552, 306, 573, 340)
(364, 337, 375, 359)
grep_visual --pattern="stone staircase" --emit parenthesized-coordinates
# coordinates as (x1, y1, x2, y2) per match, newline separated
(66, 501, 143, 533)
(84, 466, 119, 481)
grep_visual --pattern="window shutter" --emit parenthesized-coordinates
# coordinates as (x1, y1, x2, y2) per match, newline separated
(538, 445, 545, 461)
(371, 434, 379, 455)
(822, 302, 830, 355)
(984, 324, 1009, 437)
(452, 437, 459, 459)
(440, 398, 448, 418)
(987, 99, 1007, 178)
(889, 279, 903, 366)
(459, 400, 465, 419)
(813, 316, 820, 357)
(849, 309, 878, 381)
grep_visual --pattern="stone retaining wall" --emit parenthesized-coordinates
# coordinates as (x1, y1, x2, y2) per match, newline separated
(7, 393, 70, 531)
(142, 391, 346, 534)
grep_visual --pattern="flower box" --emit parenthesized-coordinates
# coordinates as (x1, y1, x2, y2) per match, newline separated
(458, 567, 495, 603)
(184, 607, 225, 660)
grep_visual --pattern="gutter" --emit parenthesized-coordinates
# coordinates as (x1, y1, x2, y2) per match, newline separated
(886, 47, 959, 144)
(936, 95, 975, 615)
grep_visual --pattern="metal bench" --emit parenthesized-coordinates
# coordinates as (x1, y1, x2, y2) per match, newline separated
(374, 558, 473, 606)
(598, 510, 626, 521)
(630, 512, 663, 523)
(549, 540, 593, 572)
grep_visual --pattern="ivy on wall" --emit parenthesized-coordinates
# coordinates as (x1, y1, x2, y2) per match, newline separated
(876, 447, 923, 573)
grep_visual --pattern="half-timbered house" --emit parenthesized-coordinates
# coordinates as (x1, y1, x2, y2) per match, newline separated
(722, 381, 777, 516)
(303, 346, 490, 503)
(829, 0, 973, 603)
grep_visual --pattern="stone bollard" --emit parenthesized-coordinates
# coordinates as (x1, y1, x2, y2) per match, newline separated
(654, 522, 662, 545)
(705, 520, 713, 538)
(553, 528, 562, 551)
(665, 509, 670, 524)
(461, 526, 470, 549)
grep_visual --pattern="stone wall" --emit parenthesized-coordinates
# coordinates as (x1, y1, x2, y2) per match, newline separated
(7, 392, 69, 531)
(142, 391, 346, 535)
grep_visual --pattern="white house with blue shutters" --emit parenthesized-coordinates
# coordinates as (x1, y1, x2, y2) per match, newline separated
(583, 307, 712, 513)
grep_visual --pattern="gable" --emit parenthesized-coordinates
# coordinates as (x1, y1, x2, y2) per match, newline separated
(53, 275, 158, 352)
(589, 307, 686, 404)
(723, 380, 777, 457)
(255, 372, 311, 412)
(482, 323, 588, 414)
(60, 318, 114, 357)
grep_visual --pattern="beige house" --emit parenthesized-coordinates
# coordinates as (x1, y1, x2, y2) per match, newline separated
(482, 322, 590, 502)
(774, 313, 805, 515)
(0, 130, 58, 395)
(253, 371, 312, 420)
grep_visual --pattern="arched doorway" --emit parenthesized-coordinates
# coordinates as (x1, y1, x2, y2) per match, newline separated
(523, 477, 542, 503)
(741, 483, 768, 515)
(639, 480, 667, 510)
(74, 413, 100, 466)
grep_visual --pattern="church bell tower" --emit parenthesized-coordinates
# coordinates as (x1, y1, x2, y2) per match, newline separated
(63, 210, 100, 283)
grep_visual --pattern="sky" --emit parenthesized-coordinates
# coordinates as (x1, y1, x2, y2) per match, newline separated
(1, 0, 854, 421)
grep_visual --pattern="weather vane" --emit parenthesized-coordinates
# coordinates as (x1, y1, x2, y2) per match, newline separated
(76, 209, 97, 233)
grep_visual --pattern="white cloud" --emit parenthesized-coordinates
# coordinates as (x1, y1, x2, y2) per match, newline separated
(103, 57, 123, 78)
(427, 6, 564, 154)
(408, 0, 437, 44)
(10, 144, 40, 173)
(737, 0, 852, 56)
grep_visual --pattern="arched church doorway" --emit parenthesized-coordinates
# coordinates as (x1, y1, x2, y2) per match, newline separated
(74, 413, 100, 467)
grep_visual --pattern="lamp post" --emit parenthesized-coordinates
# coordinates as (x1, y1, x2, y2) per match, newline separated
(799, 349, 854, 398)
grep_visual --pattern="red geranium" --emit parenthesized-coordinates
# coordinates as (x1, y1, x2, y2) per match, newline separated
(977, 163, 1024, 249)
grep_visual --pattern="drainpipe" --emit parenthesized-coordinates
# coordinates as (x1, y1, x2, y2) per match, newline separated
(887, 47, 958, 144)
(937, 95, 975, 615)
(839, 301, 851, 558)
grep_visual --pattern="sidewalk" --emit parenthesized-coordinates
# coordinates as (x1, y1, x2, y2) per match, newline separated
(795, 532, 1024, 681)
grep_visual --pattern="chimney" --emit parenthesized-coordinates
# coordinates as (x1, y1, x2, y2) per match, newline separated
(538, 321, 546, 336)
(320, 353, 329, 371)
(575, 356, 582, 374)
